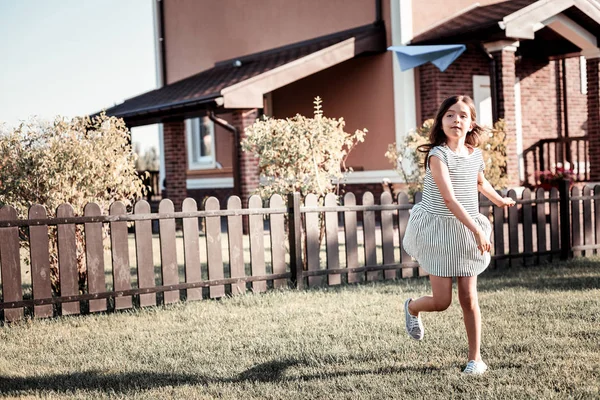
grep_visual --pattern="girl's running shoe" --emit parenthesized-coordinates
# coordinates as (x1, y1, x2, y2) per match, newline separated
(404, 299, 424, 340)
(463, 360, 488, 375)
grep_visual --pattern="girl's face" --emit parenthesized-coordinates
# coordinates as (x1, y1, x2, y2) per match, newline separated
(441, 101, 474, 141)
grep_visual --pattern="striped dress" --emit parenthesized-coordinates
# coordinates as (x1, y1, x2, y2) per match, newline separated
(402, 145, 492, 277)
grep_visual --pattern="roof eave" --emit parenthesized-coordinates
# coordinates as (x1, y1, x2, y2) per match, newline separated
(103, 95, 224, 127)
(221, 29, 386, 108)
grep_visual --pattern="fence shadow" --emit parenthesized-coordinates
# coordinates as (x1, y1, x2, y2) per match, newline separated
(479, 260, 600, 292)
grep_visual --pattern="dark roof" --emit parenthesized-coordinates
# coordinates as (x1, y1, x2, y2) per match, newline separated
(100, 23, 386, 126)
(411, 0, 538, 44)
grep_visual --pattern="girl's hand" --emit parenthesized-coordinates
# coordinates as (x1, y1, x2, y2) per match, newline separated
(500, 197, 516, 207)
(474, 229, 491, 255)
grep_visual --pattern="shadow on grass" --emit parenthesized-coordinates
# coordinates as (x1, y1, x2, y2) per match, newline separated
(478, 259, 600, 292)
(0, 359, 441, 394)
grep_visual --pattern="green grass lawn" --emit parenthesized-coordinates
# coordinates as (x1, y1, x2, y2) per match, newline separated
(1, 257, 599, 399)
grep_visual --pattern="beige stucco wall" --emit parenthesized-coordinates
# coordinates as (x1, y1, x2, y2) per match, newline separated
(164, 0, 377, 83)
(411, 0, 508, 37)
(272, 53, 395, 172)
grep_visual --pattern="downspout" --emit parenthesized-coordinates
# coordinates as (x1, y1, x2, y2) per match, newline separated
(208, 112, 241, 198)
(375, 0, 382, 25)
(481, 44, 499, 122)
(562, 58, 571, 164)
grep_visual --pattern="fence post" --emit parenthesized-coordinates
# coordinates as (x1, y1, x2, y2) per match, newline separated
(288, 192, 304, 289)
(559, 178, 571, 260)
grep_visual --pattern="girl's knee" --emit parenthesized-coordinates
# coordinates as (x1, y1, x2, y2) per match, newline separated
(459, 293, 479, 311)
(433, 297, 452, 312)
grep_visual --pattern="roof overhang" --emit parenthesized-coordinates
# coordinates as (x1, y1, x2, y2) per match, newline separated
(222, 37, 360, 108)
(501, 0, 600, 57)
(411, 0, 600, 59)
(97, 23, 386, 127)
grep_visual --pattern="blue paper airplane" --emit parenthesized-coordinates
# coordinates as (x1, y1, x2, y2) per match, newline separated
(387, 44, 466, 72)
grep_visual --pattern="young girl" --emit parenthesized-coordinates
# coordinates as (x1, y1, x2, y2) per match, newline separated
(402, 95, 515, 374)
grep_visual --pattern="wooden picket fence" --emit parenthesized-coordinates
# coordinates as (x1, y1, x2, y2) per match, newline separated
(1, 182, 600, 323)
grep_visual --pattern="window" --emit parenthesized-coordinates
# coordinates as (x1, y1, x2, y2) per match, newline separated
(472, 75, 493, 127)
(186, 116, 215, 169)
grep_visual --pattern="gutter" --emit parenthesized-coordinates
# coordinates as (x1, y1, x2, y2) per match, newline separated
(375, 0, 382, 25)
(208, 112, 241, 198)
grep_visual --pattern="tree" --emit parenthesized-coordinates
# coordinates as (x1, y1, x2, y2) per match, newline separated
(134, 144, 160, 171)
(0, 113, 146, 292)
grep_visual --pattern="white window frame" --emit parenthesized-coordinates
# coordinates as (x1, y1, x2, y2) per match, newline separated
(185, 116, 216, 170)
(472, 75, 493, 127)
(580, 56, 588, 95)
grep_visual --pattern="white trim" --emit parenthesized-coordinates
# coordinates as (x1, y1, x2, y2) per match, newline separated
(502, 0, 573, 39)
(472, 75, 493, 127)
(340, 170, 404, 184)
(483, 40, 519, 53)
(581, 47, 600, 59)
(502, 0, 600, 41)
(152, 0, 166, 190)
(515, 78, 524, 182)
(580, 55, 588, 94)
(187, 177, 234, 189)
(185, 117, 217, 170)
(152, 0, 163, 88)
(391, 0, 416, 171)
(545, 13, 597, 51)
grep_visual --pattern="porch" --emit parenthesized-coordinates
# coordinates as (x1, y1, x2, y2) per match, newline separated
(522, 135, 592, 187)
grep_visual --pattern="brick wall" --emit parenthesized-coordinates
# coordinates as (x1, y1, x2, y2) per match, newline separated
(518, 56, 589, 181)
(587, 59, 600, 181)
(163, 120, 187, 211)
(518, 57, 557, 151)
(232, 109, 260, 207)
(566, 57, 588, 138)
(419, 44, 490, 123)
(492, 47, 520, 187)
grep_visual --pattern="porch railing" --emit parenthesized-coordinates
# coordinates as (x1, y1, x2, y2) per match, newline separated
(522, 136, 589, 186)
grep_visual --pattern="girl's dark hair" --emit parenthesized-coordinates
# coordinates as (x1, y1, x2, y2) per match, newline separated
(418, 95, 485, 168)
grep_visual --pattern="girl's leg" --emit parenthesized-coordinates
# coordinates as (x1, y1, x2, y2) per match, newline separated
(457, 276, 481, 362)
(408, 275, 453, 315)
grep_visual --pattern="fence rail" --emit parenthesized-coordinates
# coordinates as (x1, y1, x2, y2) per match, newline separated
(1, 182, 600, 322)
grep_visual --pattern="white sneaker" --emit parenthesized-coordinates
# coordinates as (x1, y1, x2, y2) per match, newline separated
(463, 360, 488, 375)
(404, 299, 424, 340)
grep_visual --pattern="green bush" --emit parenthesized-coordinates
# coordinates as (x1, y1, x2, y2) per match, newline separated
(0, 113, 146, 292)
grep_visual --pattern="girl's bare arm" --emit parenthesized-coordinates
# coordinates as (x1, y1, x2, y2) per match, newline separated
(477, 171, 516, 207)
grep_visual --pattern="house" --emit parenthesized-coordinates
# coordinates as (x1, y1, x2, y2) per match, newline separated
(101, 0, 600, 210)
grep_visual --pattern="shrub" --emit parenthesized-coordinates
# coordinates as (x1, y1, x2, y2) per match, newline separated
(385, 119, 509, 197)
(241, 97, 367, 202)
(0, 113, 146, 292)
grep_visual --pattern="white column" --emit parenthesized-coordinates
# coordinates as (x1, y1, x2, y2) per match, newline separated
(391, 0, 416, 149)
